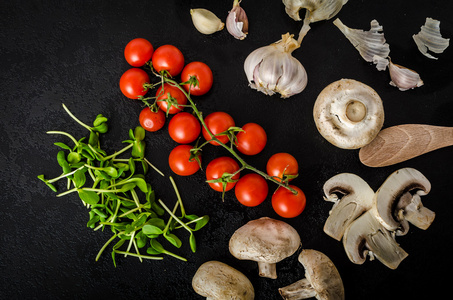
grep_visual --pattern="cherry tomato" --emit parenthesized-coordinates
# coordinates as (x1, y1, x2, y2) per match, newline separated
(168, 112, 201, 144)
(235, 123, 267, 155)
(181, 61, 213, 96)
(266, 153, 299, 183)
(202, 112, 235, 146)
(124, 38, 154, 67)
(156, 83, 187, 114)
(206, 157, 240, 192)
(168, 145, 200, 176)
(272, 185, 306, 218)
(235, 173, 268, 207)
(139, 107, 165, 132)
(119, 68, 150, 99)
(152, 45, 184, 77)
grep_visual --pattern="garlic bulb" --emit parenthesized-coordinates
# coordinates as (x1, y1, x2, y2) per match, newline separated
(334, 18, 390, 71)
(388, 59, 423, 91)
(226, 0, 248, 40)
(244, 33, 307, 98)
(190, 8, 224, 35)
(413, 17, 450, 60)
(283, 0, 348, 23)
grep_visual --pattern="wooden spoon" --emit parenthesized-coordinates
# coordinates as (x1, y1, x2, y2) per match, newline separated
(359, 124, 453, 167)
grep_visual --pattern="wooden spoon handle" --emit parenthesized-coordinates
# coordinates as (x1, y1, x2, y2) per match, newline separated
(359, 124, 453, 167)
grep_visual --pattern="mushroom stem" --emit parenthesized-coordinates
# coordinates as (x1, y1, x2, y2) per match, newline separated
(398, 194, 435, 230)
(258, 261, 277, 279)
(279, 278, 317, 300)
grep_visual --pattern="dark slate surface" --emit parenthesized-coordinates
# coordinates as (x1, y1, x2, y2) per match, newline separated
(1, 0, 452, 299)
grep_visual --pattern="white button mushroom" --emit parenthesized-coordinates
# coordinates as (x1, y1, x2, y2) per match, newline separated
(229, 217, 301, 279)
(313, 79, 384, 149)
(192, 261, 255, 300)
(373, 168, 434, 234)
(322, 173, 375, 241)
(279, 249, 345, 300)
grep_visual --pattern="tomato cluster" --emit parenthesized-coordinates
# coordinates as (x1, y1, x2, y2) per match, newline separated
(119, 38, 306, 218)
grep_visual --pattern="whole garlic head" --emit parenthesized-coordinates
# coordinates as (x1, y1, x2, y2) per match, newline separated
(190, 8, 224, 35)
(244, 33, 308, 98)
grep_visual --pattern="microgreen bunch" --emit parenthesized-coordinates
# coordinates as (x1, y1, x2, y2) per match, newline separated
(38, 104, 209, 265)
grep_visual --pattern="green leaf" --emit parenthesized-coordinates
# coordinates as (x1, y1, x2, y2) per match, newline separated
(150, 239, 165, 253)
(88, 131, 99, 146)
(192, 215, 210, 231)
(146, 218, 165, 230)
(67, 152, 81, 164)
(78, 189, 100, 205)
(135, 230, 149, 248)
(93, 114, 108, 127)
(92, 122, 108, 134)
(87, 214, 100, 228)
(146, 244, 162, 255)
(73, 169, 87, 188)
(57, 151, 71, 174)
(134, 126, 146, 142)
(128, 158, 136, 175)
(92, 208, 108, 219)
(128, 177, 148, 193)
(164, 233, 182, 248)
(142, 225, 164, 236)
(37, 175, 58, 192)
(103, 167, 118, 178)
(189, 234, 197, 253)
(132, 140, 146, 159)
(54, 142, 72, 151)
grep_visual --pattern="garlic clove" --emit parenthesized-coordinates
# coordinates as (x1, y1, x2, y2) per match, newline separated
(282, 0, 348, 23)
(244, 33, 307, 98)
(226, 0, 248, 40)
(190, 8, 224, 35)
(388, 59, 423, 91)
(413, 17, 450, 60)
(334, 18, 390, 70)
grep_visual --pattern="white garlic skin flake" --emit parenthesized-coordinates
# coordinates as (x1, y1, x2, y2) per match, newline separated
(244, 33, 308, 98)
(283, 0, 349, 23)
(413, 17, 450, 60)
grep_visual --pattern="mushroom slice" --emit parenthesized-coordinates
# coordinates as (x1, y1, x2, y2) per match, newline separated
(373, 168, 433, 232)
(343, 210, 408, 269)
(279, 249, 344, 300)
(229, 217, 301, 279)
(192, 261, 255, 300)
(313, 79, 385, 149)
(388, 59, 424, 91)
(323, 173, 375, 241)
(413, 17, 450, 60)
(333, 18, 390, 70)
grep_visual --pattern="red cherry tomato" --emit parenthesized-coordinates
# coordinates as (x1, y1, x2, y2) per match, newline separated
(168, 145, 200, 176)
(180, 61, 213, 96)
(266, 153, 299, 183)
(235, 123, 267, 155)
(206, 157, 240, 192)
(202, 112, 235, 146)
(139, 107, 165, 132)
(124, 38, 154, 67)
(235, 173, 268, 207)
(272, 185, 306, 218)
(156, 83, 188, 114)
(152, 45, 184, 77)
(168, 112, 201, 144)
(119, 68, 150, 99)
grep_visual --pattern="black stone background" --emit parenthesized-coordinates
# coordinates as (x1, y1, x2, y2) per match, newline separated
(1, 0, 452, 299)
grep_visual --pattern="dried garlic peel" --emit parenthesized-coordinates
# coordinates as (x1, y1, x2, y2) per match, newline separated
(413, 17, 450, 60)
(334, 18, 390, 70)
(282, 0, 348, 23)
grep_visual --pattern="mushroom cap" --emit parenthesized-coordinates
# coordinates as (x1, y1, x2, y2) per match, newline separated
(229, 217, 301, 264)
(313, 79, 384, 149)
(299, 249, 345, 300)
(323, 173, 375, 241)
(373, 168, 431, 231)
(192, 261, 255, 300)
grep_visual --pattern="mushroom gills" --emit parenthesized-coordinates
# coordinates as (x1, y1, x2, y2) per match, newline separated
(323, 173, 375, 241)
(343, 210, 408, 269)
(279, 249, 344, 300)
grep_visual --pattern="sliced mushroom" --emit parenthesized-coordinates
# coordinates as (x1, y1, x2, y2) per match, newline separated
(229, 217, 301, 279)
(323, 173, 375, 241)
(373, 168, 433, 233)
(279, 249, 344, 300)
(192, 261, 255, 300)
(343, 209, 408, 269)
(313, 79, 385, 149)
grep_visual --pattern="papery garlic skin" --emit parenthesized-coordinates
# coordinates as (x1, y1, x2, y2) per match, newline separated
(244, 33, 308, 98)
(413, 17, 450, 60)
(226, 0, 248, 40)
(190, 8, 224, 35)
(334, 18, 390, 70)
(283, 0, 348, 22)
(388, 60, 423, 91)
